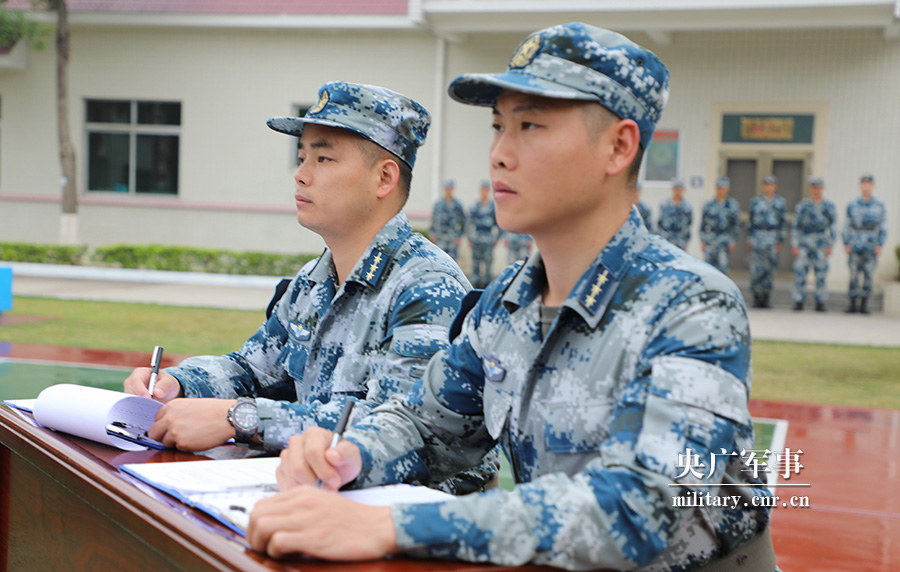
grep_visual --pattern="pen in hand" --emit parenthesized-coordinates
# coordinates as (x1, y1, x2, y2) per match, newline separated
(316, 400, 355, 488)
(147, 345, 164, 399)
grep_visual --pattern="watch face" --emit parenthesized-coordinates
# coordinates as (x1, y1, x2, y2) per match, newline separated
(233, 402, 258, 431)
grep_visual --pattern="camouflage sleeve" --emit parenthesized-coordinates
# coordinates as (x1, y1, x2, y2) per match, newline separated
(699, 206, 712, 244)
(877, 202, 887, 247)
(350, 287, 755, 570)
(683, 206, 693, 244)
(790, 204, 802, 249)
(827, 203, 837, 247)
(841, 204, 852, 246)
(255, 270, 472, 452)
(777, 200, 788, 244)
(729, 202, 741, 244)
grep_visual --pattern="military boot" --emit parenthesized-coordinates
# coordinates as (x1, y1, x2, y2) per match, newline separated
(845, 298, 858, 314)
(793, 301, 803, 311)
(860, 298, 870, 315)
(815, 302, 826, 312)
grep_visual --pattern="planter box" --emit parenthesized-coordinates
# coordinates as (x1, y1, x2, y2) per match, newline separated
(884, 281, 900, 316)
(0, 40, 29, 71)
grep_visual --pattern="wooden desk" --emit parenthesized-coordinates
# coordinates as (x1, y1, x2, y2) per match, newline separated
(0, 405, 547, 572)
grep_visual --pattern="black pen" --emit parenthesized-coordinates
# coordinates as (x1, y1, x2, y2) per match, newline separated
(316, 400, 355, 488)
(147, 345, 164, 399)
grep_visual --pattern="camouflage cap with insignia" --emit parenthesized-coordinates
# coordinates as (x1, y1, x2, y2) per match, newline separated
(762, 174, 777, 184)
(447, 22, 669, 149)
(809, 177, 824, 187)
(715, 176, 731, 188)
(267, 81, 431, 168)
(860, 173, 875, 183)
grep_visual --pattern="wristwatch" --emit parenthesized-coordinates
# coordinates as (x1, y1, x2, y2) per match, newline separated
(227, 397, 258, 444)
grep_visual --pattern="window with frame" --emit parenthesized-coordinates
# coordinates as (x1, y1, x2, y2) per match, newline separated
(86, 99, 181, 194)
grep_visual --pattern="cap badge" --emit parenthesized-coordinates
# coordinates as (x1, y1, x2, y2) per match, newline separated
(309, 89, 330, 115)
(509, 34, 542, 69)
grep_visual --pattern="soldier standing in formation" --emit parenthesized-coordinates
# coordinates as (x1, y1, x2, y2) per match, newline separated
(791, 177, 837, 312)
(842, 174, 887, 314)
(747, 174, 787, 308)
(657, 178, 692, 249)
(635, 180, 653, 231)
(467, 180, 501, 288)
(700, 176, 741, 274)
(430, 179, 467, 260)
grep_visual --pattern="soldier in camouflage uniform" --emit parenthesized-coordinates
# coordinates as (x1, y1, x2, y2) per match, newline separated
(467, 180, 501, 288)
(700, 176, 741, 274)
(250, 24, 777, 572)
(503, 231, 532, 263)
(430, 179, 467, 260)
(657, 179, 692, 249)
(747, 174, 787, 308)
(842, 174, 887, 314)
(635, 181, 653, 232)
(123, 81, 496, 494)
(791, 177, 837, 312)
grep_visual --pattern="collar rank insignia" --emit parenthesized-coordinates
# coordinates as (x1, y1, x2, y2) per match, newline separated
(482, 356, 506, 383)
(363, 248, 387, 286)
(289, 320, 311, 342)
(580, 267, 610, 315)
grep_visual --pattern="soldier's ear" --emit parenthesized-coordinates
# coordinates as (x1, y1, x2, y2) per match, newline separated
(374, 158, 401, 200)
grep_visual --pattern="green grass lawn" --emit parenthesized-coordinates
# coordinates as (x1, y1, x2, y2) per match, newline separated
(3, 296, 898, 408)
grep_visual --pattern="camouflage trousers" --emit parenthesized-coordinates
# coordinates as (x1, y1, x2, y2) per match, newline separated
(749, 244, 779, 299)
(470, 242, 495, 289)
(847, 251, 878, 299)
(435, 238, 459, 261)
(704, 242, 732, 274)
(792, 247, 829, 303)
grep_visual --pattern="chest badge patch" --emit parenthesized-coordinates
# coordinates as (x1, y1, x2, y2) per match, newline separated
(289, 321, 312, 342)
(482, 356, 506, 382)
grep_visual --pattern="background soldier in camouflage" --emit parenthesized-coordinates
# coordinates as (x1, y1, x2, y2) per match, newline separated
(747, 174, 787, 308)
(700, 176, 741, 274)
(250, 23, 776, 572)
(635, 180, 653, 232)
(467, 180, 501, 288)
(657, 179, 692, 249)
(842, 174, 887, 314)
(122, 81, 495, 494)
(503, 231, 532, 263)
(791, 177, 837, 312)
(430, 179, 467, 260)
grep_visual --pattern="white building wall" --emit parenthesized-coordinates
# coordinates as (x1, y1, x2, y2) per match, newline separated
(1, 24, 897, 290)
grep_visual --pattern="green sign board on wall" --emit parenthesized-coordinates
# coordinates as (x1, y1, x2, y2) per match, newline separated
(722, 114, 814, 144)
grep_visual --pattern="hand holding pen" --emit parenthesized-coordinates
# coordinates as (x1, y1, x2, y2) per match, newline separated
(276, 400, 361, 491)
(147, 345, 164, 399)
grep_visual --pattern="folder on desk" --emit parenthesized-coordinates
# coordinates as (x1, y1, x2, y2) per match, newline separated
(2, 384, 164, 451)
(120, 456, 457, 535)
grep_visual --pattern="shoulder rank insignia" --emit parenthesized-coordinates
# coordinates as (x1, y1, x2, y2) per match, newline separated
(482, 356, 506, 383)
(362, 248, 387, 286)
(580, 267, 610, 315)
(288, 320, 312, 342)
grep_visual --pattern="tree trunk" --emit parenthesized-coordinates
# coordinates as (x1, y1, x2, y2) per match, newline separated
(53, 0, 78, 244)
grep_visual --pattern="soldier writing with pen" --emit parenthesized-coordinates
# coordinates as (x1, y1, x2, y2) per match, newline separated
(248, 23, 778, 571)
(123, 82, 497, 495)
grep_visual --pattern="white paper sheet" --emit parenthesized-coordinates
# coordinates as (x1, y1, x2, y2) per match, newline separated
(31, 384, 162, 451)
(121, 456, 458, 533)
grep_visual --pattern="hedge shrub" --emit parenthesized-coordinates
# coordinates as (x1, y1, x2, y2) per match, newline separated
(0, 242, 318, 277)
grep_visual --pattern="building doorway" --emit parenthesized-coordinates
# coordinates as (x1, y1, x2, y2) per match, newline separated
(725, 153, 809, 272)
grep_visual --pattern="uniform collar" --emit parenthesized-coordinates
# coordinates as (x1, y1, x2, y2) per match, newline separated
(502, 208, 649, 328)
(304, 211, 412, 291)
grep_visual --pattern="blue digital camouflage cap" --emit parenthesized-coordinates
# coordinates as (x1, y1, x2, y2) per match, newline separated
(716, 176, 731, 188)
(809, 177, 824, 187)
(671, 178, 685, 189)
(762, 174, 777, 184)
(860, 174, 875, 183)
(444, 179, 456, 189)
(267, 81, 431, 169)
(447, 22, 669, 149)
